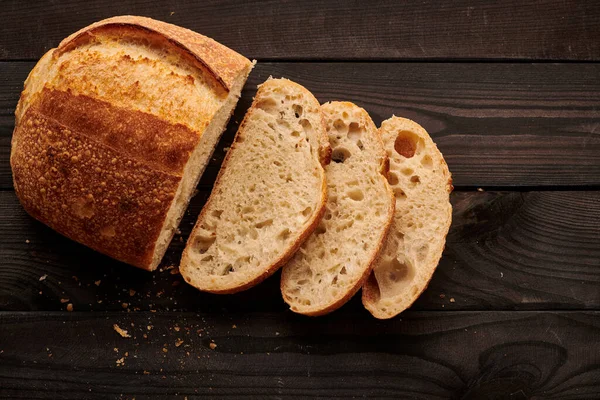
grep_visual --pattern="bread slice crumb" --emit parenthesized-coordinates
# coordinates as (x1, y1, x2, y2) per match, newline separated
(113, 324, 131, 338)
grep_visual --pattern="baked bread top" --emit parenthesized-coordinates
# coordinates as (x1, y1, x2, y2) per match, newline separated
(11, 16, 252, 270)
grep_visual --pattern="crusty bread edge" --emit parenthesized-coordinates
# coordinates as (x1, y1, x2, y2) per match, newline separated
(362, 116, 453, 319)
(56, 15, 252, 92)
(12, 17, 253, 271)
(180, 78, 331, 293)
(281, 101, 395, 316)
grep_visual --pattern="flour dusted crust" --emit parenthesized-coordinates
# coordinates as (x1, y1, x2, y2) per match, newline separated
(11, 16, 253, 270)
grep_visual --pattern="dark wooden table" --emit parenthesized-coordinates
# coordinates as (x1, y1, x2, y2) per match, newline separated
(1, 1, 600, 399)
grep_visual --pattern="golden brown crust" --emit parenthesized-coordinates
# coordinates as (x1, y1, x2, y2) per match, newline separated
(181, 78, 330, 294)
(37, 88, 198, 175)
(11, 109, 179, 269)
(57, 15, 251, 92)
(11, 16, 252, 270)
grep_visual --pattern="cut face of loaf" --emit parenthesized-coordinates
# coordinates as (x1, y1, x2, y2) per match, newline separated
(180, 78, 331, 294)
(281, 102, 395, 316)
(363, 117, 452, 319)
(10, 16, 253, 270)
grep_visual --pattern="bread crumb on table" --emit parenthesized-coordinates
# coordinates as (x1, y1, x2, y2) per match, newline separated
(39, 274, 47, 281)
(175, 338, 184, 347)
(94, 280, 101, 286)
(209, 342, 217, 350)
(66, 303, 73, 312)
(113, 324, 131, 338)
(450, 297, 456, 303)
(60, 298, 70, 303)
(129, 289, 136, 297)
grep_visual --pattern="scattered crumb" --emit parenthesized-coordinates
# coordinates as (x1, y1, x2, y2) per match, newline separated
(60, 298, 69, 303)
(156, 290, 165, 298)
(143, 370, 150, 375)
(116, 357, 125, 366)
(275, 332, 280, 336)
(25, 239, 30, 244)
(232, 324, 237, 329)
(500, 272, 504, 278)
(170, 268, 180, 275)
(450, 297, 456, 303)
(113, 324, 131, 338)
(175, 338, 184, 347)
(129, 289, 136, 297)
(97, 300, 103, 304)
(170, 11, 175, 16)
(121, 303, 129, 309)
(66, 303, 73, 312)
(223, 146, 230, 152)
(94, 280, 101, 286)
(72, 276, 79, 282)
(39, 274, 48, 281)
(209, 343, 217, 350)
(439, 294, 445, 299)
(114, 348, 119, 352)
(39, 291, 42, 295)
(477, 187, 484, 192)
(174, 326, 180, 332)
(147, 325, 153, 331)
(162, 348, 168, 353)
(143, 334, 148, 339)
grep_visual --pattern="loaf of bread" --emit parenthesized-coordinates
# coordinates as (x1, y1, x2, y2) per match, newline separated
(10, 16, 253, 270)
(281, 102, 394, 316)
(362, 117, 452, 319)
(180, 78, 331, 294)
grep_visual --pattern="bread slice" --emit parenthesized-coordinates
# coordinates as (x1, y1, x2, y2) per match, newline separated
(180, 78, 331, 294)
(362, 117, 452, 319)
(280, 102, 395, 316)
(11, 16, 253, 270)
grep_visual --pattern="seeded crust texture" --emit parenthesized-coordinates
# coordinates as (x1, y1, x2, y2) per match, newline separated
(10, 16, 253, 270)
(180, 78, 331, 294)
(281, 102, 395, 316)
(362, 117, 453, 319)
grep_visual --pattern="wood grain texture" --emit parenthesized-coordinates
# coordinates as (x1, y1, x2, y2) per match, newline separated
(2, 0, 600, 61)
(1, 190, 598, 312)
(0, 311, 599, 399)
(2, 61, 600, 189)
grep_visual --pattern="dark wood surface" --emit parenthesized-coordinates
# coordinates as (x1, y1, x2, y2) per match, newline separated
(1, 1, 599, 399)
(2, 0, 600, 61)
(1, 311, 599, 399)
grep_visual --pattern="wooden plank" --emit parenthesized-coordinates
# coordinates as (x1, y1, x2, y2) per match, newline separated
(2, 61, 600, 189)
(1, 190, 598, 312)
(0, 311, 598, 398)
(2, 0, 600, 61)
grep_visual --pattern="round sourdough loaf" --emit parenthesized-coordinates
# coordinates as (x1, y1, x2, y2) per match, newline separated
(10, 16, 253, 270)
